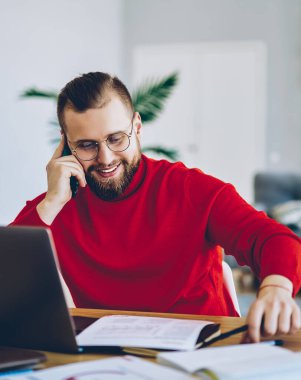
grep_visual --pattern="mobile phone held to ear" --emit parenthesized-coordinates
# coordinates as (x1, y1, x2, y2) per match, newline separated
(62, 142, 79, 198)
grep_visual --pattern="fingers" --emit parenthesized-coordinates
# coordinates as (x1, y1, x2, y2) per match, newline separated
(263, 300, 301, 336)
(51, 135, 67, 160)
(290, 305, 301, 334)
(245, 300, 265, 342)
(244, 293, 301, 343)
(48, 136, 86, 189)
(60, 161, 87, 188)
(40, 136, 86, 222)
(262, 302, 281, 336)
(47, 159, 87, 188)
(277, 304, 291, 335)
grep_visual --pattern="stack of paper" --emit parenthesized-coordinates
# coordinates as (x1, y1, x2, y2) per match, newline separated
(157, 343, 301, 379)
(1, 356, 193, 380)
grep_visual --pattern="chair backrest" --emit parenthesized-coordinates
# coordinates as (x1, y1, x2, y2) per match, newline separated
(59, 273, 75, 308)
(222, 261, 241, 316)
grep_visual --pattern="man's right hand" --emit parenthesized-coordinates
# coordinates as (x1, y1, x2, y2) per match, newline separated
(36, 136, 87, 225)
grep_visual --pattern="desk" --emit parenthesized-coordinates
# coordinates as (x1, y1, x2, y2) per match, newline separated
(42, 308, 301, 369)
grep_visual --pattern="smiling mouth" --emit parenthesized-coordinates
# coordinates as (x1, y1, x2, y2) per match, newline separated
(95, 163, 121, 177)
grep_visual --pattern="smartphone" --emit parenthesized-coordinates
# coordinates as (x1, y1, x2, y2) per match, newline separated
(62, 142, 79, 198)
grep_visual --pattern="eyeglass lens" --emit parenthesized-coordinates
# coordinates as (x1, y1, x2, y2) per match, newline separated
(74, 132, 131, 161)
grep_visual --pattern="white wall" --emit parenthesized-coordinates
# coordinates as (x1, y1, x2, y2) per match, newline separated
(133, 42, 266, 201)
(124, 0, 301, 174)
(0, 0, 123, 224)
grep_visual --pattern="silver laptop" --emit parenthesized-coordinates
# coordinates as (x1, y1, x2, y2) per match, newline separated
(0, 225, 105, 353)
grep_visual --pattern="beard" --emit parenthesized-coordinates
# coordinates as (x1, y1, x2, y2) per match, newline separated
(86, 152, 141, 201)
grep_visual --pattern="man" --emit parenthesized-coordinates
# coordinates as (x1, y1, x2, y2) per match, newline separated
(12, 72, 301, 343)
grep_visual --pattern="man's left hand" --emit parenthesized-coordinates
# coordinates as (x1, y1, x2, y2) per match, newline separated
(243, 275, 301, 343)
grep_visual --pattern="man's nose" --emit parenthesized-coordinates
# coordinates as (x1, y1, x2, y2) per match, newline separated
(95, 142, 115, 166)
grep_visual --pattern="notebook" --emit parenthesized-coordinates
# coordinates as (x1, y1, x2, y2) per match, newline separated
(0, 226, 219, 355)
(157, 343, 301, 379)
(0, 346, 46, 371)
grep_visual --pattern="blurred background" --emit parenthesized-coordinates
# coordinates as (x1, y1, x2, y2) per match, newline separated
(1, 0, 301, 313)
(2, 0, 301, 224)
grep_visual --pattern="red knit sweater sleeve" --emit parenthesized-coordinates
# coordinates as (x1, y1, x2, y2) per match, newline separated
(10, 193, 49, 227)
(206, 184, 301, 296)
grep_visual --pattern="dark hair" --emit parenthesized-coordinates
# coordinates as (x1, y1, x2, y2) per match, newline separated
(57, 72, 134, 130)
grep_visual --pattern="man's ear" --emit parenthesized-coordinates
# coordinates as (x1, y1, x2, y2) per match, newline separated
(133, 112, 142, 137)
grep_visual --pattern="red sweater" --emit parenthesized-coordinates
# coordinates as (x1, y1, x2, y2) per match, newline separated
(12, 155, 301, 316)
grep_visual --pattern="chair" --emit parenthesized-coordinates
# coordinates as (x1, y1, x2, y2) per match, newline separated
(222, 261, 241, 316)
(59, 273, 75, 308)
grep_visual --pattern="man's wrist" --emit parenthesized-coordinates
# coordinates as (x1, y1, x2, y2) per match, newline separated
(36, 198, 64, 225)
(258, 274, 293, 297)
(257, 284, 292, 296)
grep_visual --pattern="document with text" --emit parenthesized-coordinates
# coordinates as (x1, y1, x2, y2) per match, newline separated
(157, 343, 301, 379)
(76, 315, 220, 351)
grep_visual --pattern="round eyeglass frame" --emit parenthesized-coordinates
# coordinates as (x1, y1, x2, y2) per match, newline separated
(68, 117, 134, 161)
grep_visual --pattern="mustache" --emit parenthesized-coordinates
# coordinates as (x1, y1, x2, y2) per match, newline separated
(87, 161, 122, 173)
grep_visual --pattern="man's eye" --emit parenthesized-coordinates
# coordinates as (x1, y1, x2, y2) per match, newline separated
(78, 142, 96, 150)
(108, 134, 124, 144)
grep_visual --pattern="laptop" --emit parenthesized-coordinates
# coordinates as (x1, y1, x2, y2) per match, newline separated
(0, 225, 102, 353)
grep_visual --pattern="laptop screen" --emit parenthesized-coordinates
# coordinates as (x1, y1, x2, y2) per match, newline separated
(0, 226, 79, 352)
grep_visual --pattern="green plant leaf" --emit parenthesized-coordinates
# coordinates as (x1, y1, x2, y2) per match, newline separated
(20, 87, 58, 100)
(132, 72, 179, 123)
(142, 145, 179, 161)
(20, 73, 180, 160)
(49, 120, 60, 126)
(50, 137, 61, 145)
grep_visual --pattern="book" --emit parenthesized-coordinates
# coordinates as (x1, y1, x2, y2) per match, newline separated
(76, 315, 220, 356)
(157, 343, 301, 379)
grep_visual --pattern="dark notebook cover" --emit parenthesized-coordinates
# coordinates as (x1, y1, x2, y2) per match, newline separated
(0, 346, 46, 371)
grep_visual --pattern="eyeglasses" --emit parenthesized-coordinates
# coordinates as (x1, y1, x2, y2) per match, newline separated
(69, 118, 134, 161)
